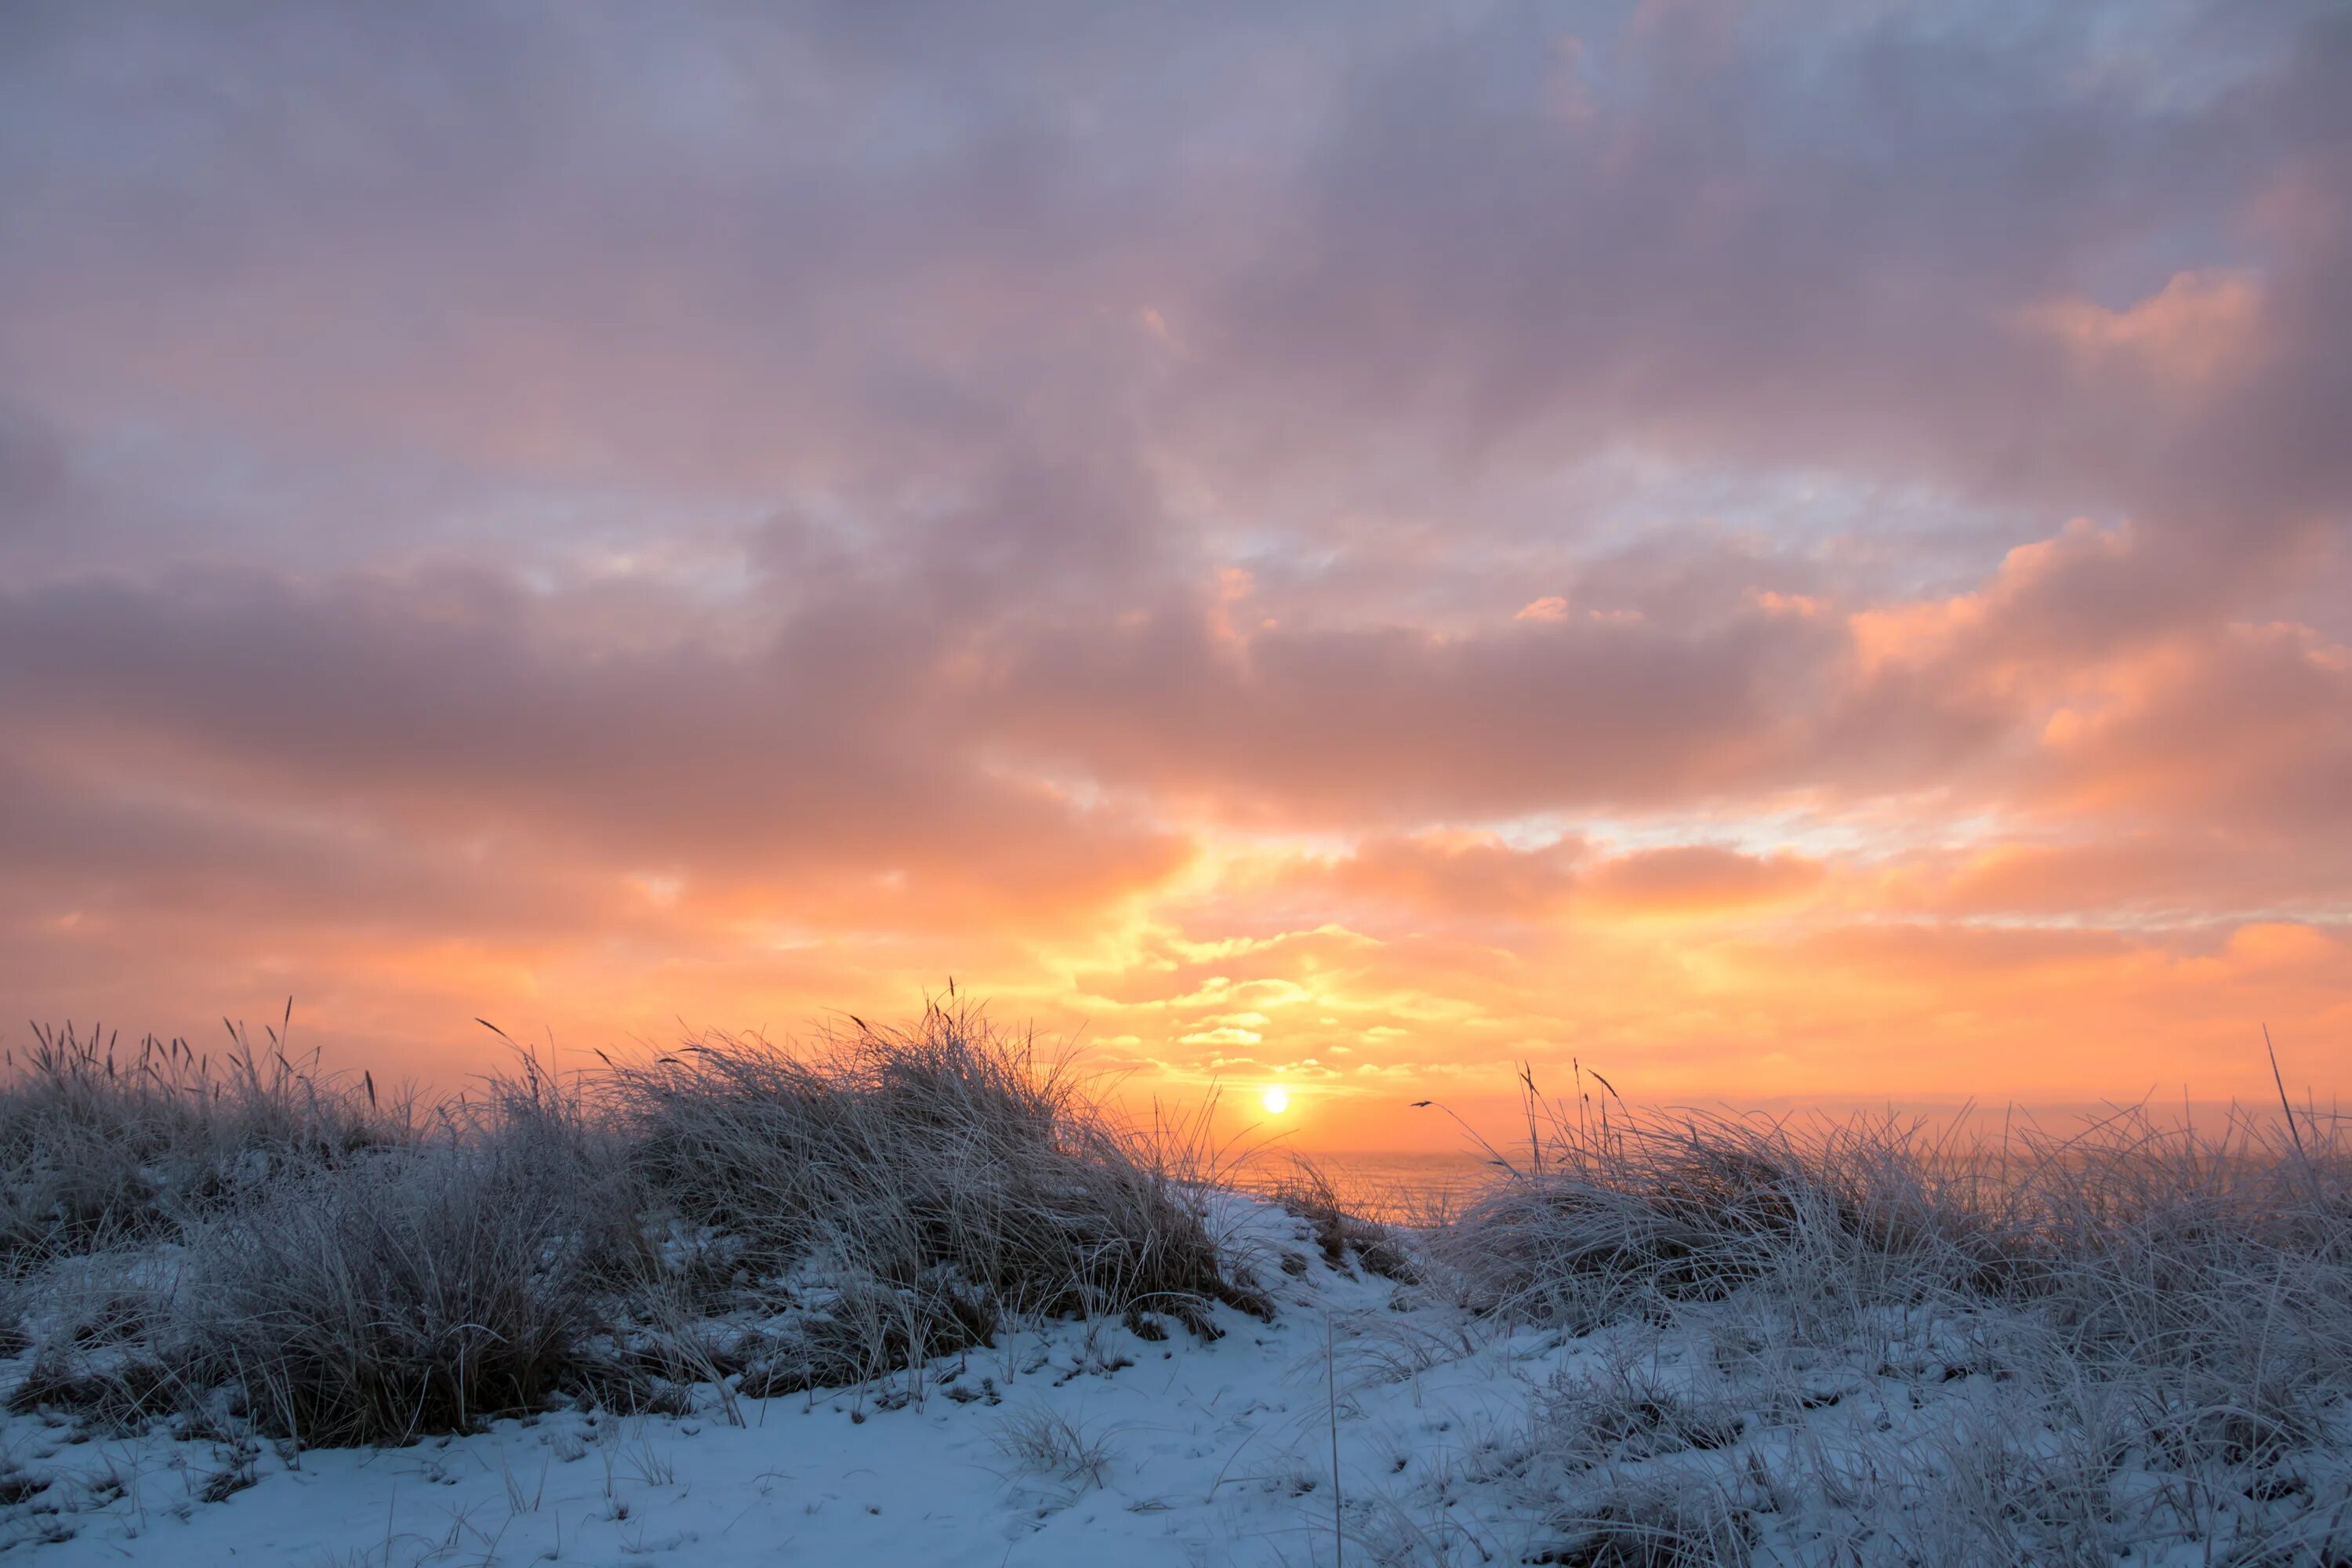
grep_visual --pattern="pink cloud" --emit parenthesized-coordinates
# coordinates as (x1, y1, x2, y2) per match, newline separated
(0, 2, 2347, 1125)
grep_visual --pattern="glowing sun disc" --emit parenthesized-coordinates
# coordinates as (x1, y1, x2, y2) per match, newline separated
(1261, 1087, 1289, 1115)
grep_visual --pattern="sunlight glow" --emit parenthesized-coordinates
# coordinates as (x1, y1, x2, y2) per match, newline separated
(1261, 1087, 1289, 1116)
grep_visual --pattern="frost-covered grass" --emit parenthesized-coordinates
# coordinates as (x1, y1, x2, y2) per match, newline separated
(0, 1012, 2345, 1564)
(0, 1011, 412, 1261)
(1431, 1087, 2352, 1565)
(0, 1003, 1264, 1463)
(606, 1011, 1265, 1339)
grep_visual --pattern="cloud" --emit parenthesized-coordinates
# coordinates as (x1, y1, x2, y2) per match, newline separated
(2018, 270, 2267, 387)
(991, 599, 1832, 821)
(0, 567, 1193, 935)
(0, 1, 2345, 1123)
(1584, 846, 1824, 915)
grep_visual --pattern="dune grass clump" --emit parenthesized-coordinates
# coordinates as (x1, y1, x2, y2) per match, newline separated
(1439, 1093, 2352, 1392)
(1436, 1102, 2038, 1330)
(174, 1134, 597, 1446)
(1434, 1080, 2352, 1563)
(1529, 1479, 1757, 1568)
(0, 999, 1271, 1448)
(1268, 1156, 1421, 1283)
(0, 1015, 407, 1267)
(0, 1000, 1277, 1450)
(4, 1052, 626, 1449)
(169, 1048, 633, 1447)
(993, 1404, 1119, 1490)
(607, 1002, 1266, 1359)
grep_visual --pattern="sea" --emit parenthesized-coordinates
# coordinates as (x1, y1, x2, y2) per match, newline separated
(1236, 1148, 1501, 1223)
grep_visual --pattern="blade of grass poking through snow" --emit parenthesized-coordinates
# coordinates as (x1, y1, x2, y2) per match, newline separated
(1519, 1062, 1542, 1178)
(1326, 1311, 1343, 1568)
(2266, 1023, 2309, 1170)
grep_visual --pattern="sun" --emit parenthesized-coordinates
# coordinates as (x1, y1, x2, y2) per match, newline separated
(1260, 1087, 1289, 1115)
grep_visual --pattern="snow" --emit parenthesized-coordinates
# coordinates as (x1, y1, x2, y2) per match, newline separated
(4, 1196, 1474, 1565)
(5, 1192, 2346, 1566)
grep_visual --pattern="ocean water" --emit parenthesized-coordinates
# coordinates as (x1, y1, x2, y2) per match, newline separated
(1238, 1148, 1503, 1222)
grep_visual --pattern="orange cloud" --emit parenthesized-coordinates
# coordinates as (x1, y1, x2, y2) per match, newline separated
(5, 1, 2350, 1151)
(1244, 832, 1584, 924)
(1584, 846, 1825, 915)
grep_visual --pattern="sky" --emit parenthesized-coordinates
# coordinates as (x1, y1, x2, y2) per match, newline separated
(2, 1, 2348, 1148)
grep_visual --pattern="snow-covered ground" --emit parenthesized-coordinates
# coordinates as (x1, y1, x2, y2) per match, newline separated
(4, 1191, 2347, 1566)
(11, 1195, 1454, 1566)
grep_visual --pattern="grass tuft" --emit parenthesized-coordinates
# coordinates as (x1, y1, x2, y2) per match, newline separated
(0, 1016, 410, 1264)
(608, 1002, 1266, 1359)
(0, 999, 1267, 1450)
(1430, 1079, 2352, 1564)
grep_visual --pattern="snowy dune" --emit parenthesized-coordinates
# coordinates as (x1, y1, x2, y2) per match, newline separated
(4, 1014, 2348, 1564)
(10, 1196, 1438, 1565)
(9, 1187, 2350, 1566)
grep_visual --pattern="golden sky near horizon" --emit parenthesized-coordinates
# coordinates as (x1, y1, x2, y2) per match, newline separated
(2, 3, 2348, 1149)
